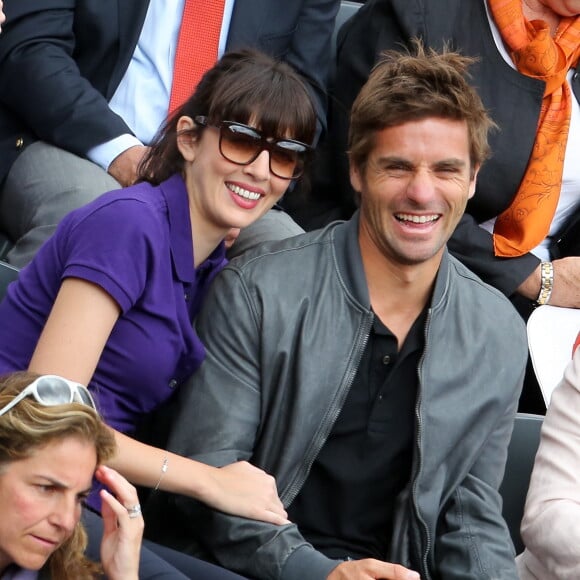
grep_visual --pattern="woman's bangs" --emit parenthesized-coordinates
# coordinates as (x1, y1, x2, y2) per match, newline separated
(208, 70, 315, 144)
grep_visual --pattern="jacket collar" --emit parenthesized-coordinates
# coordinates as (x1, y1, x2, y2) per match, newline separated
(332, 211, 371, 310)
(332, 210, 451, 311)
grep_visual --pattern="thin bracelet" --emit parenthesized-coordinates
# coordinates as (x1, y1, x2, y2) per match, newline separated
(153, 455, 169, 491)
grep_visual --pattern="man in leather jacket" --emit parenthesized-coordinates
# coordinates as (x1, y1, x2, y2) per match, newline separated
(145, 44, 527, 580)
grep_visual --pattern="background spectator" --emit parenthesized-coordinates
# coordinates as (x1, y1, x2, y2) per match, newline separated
(0, 371, 143, 580)
(0, 0, 338, 266)
(319, 0, 580, 412)
(517, 340, 580, 579)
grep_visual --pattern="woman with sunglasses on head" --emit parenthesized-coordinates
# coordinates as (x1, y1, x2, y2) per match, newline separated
(0, 371, 143, 580)
(0, 49, 315, 578)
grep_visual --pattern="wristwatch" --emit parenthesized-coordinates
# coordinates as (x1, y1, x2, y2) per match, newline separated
(535, 261, 554, 306)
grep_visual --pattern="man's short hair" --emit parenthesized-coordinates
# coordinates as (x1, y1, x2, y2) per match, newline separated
(348, 40, 496, 176)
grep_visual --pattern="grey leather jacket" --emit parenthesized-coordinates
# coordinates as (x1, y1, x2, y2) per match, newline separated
(146, 214, 527, 580)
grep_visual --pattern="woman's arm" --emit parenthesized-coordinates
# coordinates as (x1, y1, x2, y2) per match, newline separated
(29, 278, 288, 525)
(111, 430, 288, 524)
(29, 278, 120, 381)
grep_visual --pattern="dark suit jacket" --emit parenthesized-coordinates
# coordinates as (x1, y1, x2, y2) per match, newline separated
(0, 0, 338, 183)
(327, 0, 580, 299)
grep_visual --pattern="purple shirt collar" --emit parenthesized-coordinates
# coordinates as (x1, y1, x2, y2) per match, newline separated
(160, 173, 227, 283)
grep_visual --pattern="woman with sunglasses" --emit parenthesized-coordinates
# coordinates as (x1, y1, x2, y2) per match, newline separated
(0, 372, 143, 579)
(0, 49, 315, 577)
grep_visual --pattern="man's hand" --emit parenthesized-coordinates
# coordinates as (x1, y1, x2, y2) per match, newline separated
(550, 257, 580, 306)
(327, 559, 420, 579)
(108, 145, 150, 187)
(518, 257, 580, 307)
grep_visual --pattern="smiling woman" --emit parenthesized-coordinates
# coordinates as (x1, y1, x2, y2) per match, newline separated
(0, 371, 143, 580)
(0, 49, 315, 578)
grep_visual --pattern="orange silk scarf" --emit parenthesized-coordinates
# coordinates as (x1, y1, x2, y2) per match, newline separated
(489, 0, 580, 257)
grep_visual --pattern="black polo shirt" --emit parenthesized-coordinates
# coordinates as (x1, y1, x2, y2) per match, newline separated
(287, 310, 425, 560)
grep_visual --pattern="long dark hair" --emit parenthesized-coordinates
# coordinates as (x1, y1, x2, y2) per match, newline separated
(139, 49, 317, 185)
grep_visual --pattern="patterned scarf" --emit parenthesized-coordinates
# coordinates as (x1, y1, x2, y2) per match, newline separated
(489, 0, 580, 256)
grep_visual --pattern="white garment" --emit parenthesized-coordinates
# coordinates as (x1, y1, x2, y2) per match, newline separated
(87, 0, 235, 170)
(516, 348, 580, 579)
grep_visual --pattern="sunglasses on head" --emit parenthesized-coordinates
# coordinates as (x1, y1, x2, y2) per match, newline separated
(194, 116, 311, 180)
(0, 375, 97, 417)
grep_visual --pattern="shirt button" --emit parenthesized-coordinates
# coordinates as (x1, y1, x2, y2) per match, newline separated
(168, 379, 178, 389)
(382, 355, 391, 365)
(184, 293, 189, 301)
(378, 393, 384, 401)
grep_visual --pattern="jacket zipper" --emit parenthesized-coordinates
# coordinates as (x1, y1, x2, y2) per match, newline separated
(412, 308, 432, 580)
(284, 312, 374, 506)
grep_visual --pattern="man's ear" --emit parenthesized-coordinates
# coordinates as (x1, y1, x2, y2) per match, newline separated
(468, 163, 480, 200)
(176, 116, 197, 162)
(350, 161, 363, 195)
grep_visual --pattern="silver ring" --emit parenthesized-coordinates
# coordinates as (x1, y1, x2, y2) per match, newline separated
(127, 503, 142, 519)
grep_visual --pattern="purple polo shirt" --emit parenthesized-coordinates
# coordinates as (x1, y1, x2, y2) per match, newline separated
(0, 174, 226, 434)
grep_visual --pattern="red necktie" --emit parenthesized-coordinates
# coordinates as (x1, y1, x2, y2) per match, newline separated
(168, 0, 226, 114)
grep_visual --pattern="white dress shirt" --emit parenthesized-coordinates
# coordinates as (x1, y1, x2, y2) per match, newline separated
(88, 0, 235, 170)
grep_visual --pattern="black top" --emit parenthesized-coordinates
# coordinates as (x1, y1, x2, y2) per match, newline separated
(287, 310, 426, 560)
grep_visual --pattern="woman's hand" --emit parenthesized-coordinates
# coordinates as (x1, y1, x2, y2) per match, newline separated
(96, 465, 144, 580)
(202, 461, 290, 525)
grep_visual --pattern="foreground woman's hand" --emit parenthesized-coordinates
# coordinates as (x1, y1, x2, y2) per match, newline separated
(96, 465, 144, 580)
(201, 461, 290, 525)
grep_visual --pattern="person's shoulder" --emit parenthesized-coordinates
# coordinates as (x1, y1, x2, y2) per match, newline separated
(448, 253, 525, 322)
(90, 180, 162, 210)
(229, 220, 341, 271)
(64, 181, 165, 230)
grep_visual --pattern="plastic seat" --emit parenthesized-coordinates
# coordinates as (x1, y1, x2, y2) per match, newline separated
(0, 260, 19, 301)
(499, 412, 544, 555)
(329, 0, 362, 84)
(331, 1, 362, 55)
(0, 232, 12, 262)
